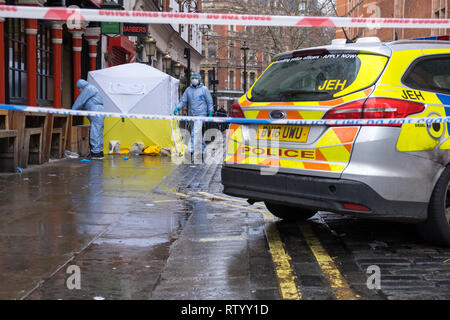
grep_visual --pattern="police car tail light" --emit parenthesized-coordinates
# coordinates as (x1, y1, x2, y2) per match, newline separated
(323, 98, 425, 126)
(322, 100, 365, 120)
(231, 101, 245, 118)
(363, 98, 425, 126)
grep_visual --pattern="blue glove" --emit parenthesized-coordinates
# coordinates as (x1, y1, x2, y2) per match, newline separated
(208, 112, 213, 117)
(174, 107, 179, 115)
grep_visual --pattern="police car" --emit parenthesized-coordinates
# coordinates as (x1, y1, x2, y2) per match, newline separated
(221, 36, 450, 245)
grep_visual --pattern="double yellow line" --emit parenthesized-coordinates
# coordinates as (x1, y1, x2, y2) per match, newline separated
(298, 222, 357, 300)
(166, 190, 357, 300)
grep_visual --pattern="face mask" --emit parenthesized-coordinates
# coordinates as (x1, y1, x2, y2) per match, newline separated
(191, 79, 199, 86)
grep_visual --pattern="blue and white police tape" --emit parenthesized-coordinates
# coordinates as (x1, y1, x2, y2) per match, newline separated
(2, 103, 450, 126)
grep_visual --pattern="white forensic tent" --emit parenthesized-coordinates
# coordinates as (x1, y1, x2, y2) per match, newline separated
(87, 63, 184, 153)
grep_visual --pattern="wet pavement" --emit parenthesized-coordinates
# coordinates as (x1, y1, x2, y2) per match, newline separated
(0, 156, 183, 300)
(0, 155, 449, 300)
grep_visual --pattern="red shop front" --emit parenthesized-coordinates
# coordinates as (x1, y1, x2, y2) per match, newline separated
(107, 36, 136, 67)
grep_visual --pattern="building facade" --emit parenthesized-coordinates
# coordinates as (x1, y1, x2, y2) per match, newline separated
(1, 0, 102, 108)
(336, 0, 450, 41)
(200, 0, 274, 113)
(0, 0, 203, 109)
(199, 0, 329, 113)
(123, 0, 203, 86)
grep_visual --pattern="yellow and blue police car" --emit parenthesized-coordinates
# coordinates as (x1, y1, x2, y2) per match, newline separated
(222, 36, 450, 246)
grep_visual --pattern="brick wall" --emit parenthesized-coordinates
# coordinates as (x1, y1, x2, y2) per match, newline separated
(200, 1, 268, 106)
(336, 0, 448, 41)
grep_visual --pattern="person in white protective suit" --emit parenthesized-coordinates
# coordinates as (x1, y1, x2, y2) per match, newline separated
(174, 73, 214, 161)
(72, 79, 105, 160)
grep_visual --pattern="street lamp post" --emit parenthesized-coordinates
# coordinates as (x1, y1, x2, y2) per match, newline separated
(134, 38, 145, 63)
(163, 51, 172, 74)
(175, 0, 198, 12)
(173, 62, 182, 78)
(143, 34, 156, 66)
(210, 67, 218, 111)
(200, 24, 212, 41)
(183, 47, 191, 115)
(184, 48, 191, 87)
(240, 41, 249, 93)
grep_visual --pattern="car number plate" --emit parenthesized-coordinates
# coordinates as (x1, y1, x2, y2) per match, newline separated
(256, 125, 310, 143)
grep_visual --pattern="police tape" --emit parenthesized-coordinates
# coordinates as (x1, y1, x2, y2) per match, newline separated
(2, 103, 450, 126)
(0, 5, 449, 29)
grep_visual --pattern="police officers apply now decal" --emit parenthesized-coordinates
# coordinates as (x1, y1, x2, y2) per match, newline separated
(274, 53, 357, 64)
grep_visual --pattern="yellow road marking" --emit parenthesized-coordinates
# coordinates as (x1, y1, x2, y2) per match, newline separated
(264, 216, 301, 300)
(199, 236, 246, 242)
(169, 190, 301, 300)
(298, 222, 357, 300)
(202, 188, 353, 300)
(171, 190, 355, 300)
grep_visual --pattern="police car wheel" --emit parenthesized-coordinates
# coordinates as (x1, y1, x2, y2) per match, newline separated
(264, 202, 317, 221)
(417, 167, 450, 246)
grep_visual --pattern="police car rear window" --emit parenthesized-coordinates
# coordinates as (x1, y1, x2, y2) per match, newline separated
(249, 52, 388, 102)
(402, 55, 450, 95)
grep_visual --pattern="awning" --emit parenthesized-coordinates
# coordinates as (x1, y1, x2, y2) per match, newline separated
(108, 36, 135, 56)
(108, 36, 136, 65)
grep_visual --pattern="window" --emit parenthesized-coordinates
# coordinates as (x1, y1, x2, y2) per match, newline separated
(201, 43, 205, 56)
(200, 70, 205, 84)
(255, 0, 267, 6)
(249, 49, 255, 62)
(435, 7, 446, 18)
(265, 53, 271, 65)
(208, 42, 216, 58)
(250, 52, 388, 102)
(37, 21, 53, 106)
(249, 72, 256, 87)
(153, 0, 163, 11)
(5, 18, 27, 105)
(403, 55, 450, 95)
(229, 71, 234, 90)
(229, 43, 234, 59)
(299, 0, 307, 11)
(208, 69, 215, 86)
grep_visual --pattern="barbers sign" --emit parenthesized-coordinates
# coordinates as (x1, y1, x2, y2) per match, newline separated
(123, 23, 148, 36)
